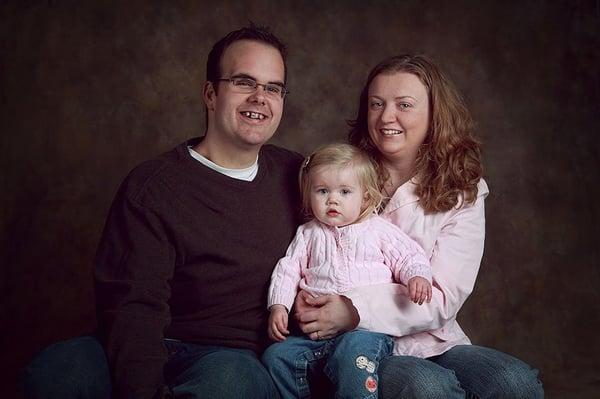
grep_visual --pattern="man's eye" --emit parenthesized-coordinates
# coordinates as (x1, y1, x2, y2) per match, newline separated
(266, 85, 281, 94)
(234, 78, 256, 87)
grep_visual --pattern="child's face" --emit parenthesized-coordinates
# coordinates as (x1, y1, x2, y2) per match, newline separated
(309, 165, 367, 227)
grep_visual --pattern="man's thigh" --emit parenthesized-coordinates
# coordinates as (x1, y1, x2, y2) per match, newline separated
(22, 335, 111, 399)
(164, 341, 278, 399)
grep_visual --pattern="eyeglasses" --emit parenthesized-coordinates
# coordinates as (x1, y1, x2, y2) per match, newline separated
(216, 76, 289, 99)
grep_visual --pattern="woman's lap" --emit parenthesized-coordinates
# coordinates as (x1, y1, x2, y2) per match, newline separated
(379, 345, 543, 399)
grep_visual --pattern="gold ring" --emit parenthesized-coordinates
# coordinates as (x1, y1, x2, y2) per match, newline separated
(316, 331, 321, 340)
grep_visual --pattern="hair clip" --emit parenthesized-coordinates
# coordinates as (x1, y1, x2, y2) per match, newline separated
(302, 155, 312, 171)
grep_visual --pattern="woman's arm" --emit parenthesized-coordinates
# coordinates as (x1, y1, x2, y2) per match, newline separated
(350, 190, 487, 336)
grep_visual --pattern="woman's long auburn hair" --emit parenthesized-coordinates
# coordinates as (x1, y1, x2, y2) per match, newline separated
(348, 54, 483, 213)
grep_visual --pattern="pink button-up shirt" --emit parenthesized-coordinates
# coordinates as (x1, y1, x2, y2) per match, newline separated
(346, 179, 489, 358)
(268, 215, 432, 312)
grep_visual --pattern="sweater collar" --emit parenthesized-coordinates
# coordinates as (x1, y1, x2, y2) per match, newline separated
(382, 179, 420, 214)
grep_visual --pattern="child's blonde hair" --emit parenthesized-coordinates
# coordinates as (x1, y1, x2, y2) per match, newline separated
(299, 143, 384, 223)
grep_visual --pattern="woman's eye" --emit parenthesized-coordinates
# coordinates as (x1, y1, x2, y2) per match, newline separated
(369, 101, 383, 109)
(398, 103, 412, 109)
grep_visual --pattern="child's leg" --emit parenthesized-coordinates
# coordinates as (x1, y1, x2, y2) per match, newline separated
(324, 330, 393, 399)
(261, 336, 328, 399)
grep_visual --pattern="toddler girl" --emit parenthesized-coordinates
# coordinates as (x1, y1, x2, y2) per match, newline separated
(262, 143, 432, 399)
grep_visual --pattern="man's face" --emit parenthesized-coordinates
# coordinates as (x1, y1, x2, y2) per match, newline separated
(204, 40, 285, 151)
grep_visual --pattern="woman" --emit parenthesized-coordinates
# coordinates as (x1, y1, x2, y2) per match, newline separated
(293, 54, 544, 398)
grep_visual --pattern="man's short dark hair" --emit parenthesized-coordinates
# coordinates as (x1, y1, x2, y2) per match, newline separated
(206, 24, 288, 88)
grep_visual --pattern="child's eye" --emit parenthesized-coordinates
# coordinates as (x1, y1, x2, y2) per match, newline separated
(341, 189, 351, 195)
(317, 188, 328, 194)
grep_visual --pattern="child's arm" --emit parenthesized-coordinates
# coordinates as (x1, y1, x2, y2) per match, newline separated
(378, 218, 432, 304)
(268, 304, 290, 342)
(267, 225, 310, 312)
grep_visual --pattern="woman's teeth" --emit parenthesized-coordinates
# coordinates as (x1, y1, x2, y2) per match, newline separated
(241, 111, 266, 120)
(381, 129, 402, 136)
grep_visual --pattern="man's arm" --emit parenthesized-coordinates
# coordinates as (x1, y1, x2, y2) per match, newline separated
(95, 177, 175, 399)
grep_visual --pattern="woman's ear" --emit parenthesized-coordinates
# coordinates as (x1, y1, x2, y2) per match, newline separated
(203, 81, 216, 111)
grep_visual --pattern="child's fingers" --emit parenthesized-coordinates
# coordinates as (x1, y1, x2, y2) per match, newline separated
(409, 281, 417, 302)
(276, 317, 289, 335)
(426, 285, 432, 303)
(417, 284, 425, 305)
(415, 283, 423, 304)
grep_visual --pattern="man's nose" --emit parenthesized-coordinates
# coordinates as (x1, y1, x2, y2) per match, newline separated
(248, 89, 266, 105)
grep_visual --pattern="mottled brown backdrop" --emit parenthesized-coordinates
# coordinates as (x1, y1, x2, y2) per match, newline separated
(2, 1, 599, 398)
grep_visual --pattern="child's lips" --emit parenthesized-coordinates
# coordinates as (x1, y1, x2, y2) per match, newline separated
(327, 210, 340, 216)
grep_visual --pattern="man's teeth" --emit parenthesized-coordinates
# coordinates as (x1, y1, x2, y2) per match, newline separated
(381, 129, 402, 135)
(241, 111, 266, 120)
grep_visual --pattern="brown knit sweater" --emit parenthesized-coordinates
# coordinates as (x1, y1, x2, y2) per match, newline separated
(94, 138, 302, 398)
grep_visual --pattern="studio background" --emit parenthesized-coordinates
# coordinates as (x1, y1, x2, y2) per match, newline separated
(2, 1, 599, 397)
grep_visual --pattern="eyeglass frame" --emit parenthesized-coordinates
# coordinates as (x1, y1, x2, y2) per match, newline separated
(215, 75, 290, 99)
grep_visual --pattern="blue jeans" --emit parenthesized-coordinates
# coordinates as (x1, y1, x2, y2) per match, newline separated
(378, 345, 544, 399)
(262, 330, 393, 399)
(21, 335, 278, 399)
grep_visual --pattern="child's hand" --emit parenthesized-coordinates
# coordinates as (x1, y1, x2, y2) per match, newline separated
(268, 305, 290, 342)
(407, 276, 432, 305)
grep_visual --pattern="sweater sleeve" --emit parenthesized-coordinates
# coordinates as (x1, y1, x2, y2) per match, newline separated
(347, 190, 486, 336)
(379, 219, 432, 285)
(94, 178, 175, 399)
(267, 225, 309, 311)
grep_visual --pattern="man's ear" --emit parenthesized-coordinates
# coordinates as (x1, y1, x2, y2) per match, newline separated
(203, 81, 216, 111)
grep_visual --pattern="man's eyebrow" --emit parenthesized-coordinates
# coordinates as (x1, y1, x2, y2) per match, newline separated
(231, 73, 285, 87)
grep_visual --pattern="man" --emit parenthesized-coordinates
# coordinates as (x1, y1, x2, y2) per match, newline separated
(24, 25, 303, 399)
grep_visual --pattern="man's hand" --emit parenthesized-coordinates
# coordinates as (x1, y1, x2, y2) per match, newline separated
(293, 291, 359, 341)
(268, 305, 289, 342)
(407, 276, 432, 305)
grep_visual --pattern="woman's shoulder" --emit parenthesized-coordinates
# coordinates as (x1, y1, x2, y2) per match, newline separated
(477, 178, 489, 198)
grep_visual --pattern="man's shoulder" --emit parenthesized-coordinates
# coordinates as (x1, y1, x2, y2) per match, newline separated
(120, 142, 185, 197)
(260, 144, 304, 164)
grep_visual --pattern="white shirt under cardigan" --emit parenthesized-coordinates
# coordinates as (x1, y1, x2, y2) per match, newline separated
(267, 215, 432, 313)
(346, 179, 489, 358)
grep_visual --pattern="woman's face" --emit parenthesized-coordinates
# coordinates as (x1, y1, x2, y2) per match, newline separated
(367, 72, 430, 164)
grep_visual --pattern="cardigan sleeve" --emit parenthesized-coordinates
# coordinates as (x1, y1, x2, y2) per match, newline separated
(378, 219, 432, 285)
(94, 177, 175, 399)
(267, 225, 309, 312)
(347, 188, 487, 336)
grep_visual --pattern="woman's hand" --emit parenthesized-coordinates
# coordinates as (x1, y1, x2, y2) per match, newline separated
(293, 290, 360, 340)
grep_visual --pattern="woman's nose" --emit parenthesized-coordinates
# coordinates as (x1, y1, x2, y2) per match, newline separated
(380, 104, 396, 123)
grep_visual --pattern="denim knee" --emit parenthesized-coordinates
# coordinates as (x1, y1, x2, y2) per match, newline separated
(21, 336, 110, 399)
(434, 345, 543, 399)
(379, 356, 464, 399)
(170, 348, 278, 399)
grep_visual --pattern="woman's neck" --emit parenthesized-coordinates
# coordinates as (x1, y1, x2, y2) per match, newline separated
(381, 157, 415, 196)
